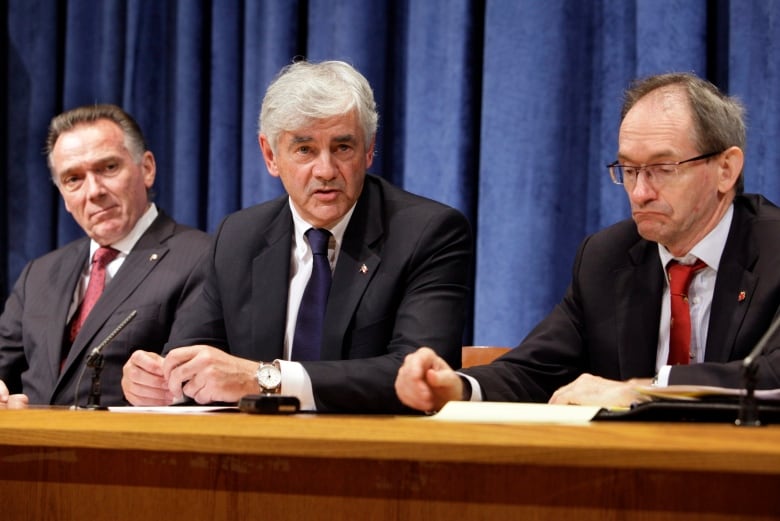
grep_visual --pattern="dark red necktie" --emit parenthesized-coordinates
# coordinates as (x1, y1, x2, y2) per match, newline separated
(292, 228, 332, 361)
(69, 247, 119, 342)
(667, 259, 706, 365)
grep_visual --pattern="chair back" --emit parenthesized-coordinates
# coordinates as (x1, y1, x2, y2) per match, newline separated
(461, 346, 511, 368)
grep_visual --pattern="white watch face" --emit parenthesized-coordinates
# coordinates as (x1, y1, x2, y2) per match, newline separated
(257, 365, 282, 390)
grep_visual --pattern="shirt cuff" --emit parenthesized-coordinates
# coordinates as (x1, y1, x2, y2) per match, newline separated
(457, 372, 483, 401)
(653, 365, 672, 387)
(277, 360, 317, 411)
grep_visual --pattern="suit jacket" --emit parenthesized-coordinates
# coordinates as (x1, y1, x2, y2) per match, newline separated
(168, 175, 473, 412)
(466, 194, 780, 402)
(0, 211, 210, 406)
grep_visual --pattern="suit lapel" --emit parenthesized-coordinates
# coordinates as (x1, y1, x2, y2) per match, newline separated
(45, 240, 90, 380)
(706, 203, 758, 361)
(320, 181, 383, 361)
(251, 206, 293, 360)
(59, 214, 175, 375)
(615, 239, 665, 377)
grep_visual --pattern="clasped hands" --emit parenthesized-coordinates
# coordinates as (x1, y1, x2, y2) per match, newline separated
(122, 345, 258, 406)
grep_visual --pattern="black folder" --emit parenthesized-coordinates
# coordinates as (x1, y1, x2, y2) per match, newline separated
(594, 398, 780, 423)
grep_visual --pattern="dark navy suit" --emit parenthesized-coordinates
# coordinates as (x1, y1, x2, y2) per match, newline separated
(168, 175, 473, 412)
(466, 194, 780, 401)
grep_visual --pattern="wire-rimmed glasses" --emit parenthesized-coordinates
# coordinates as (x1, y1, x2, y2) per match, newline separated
(607, 150, 723, 187)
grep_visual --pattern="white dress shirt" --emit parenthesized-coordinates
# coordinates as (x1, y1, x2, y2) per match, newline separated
(276, 199, 356, 411)
(653, 204, 733, 385)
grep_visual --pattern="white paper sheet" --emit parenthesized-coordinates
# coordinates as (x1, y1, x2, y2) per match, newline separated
(427, 401, 601, 424)
(108, 405, 238, 414)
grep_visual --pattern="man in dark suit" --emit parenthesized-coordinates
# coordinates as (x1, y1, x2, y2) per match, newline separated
(395, 72, 780, 412)
(0, 104, 210, 408)
(121, 60, 472, 412)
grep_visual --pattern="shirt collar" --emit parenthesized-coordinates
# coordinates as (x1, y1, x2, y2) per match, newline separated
(657, 203, 734, 271)
(288, 199, 356, 256)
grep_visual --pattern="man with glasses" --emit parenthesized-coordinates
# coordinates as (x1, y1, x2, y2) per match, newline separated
(395, 72, 780, 411)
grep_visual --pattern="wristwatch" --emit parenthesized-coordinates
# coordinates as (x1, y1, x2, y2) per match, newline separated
(255, 360, 282, 394)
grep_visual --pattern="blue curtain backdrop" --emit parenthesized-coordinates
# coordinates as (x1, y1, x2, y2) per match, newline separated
(3, 0, 780, 348)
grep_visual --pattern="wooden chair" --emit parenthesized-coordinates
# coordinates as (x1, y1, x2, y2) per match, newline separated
(461, 346, 511, 368)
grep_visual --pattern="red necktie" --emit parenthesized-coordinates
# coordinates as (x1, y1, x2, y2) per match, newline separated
(667, 259, 706, 365)
(69, 247, 119, 342)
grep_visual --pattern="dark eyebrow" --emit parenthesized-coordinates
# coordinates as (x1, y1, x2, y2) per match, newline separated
(57, 155, 124, 178)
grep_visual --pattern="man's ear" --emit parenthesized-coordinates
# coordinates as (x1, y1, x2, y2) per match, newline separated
(716, 146, 744, 194)
(365, 137, 376, 169)
(142, 151, 157, 188)
(259, 134, 279, 177)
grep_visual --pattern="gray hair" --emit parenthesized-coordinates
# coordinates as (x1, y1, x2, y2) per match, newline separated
(621, 72, 746, 194)
(45, 103, 148, 176)
(258, 60, 379, 153)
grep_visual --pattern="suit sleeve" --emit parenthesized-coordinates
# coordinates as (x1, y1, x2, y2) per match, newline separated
(0, 262, 32, 392)
(164, 235, 229, 352)
(463, 238, 593, 403)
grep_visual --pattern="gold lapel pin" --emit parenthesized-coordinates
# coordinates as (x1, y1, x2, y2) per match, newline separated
(360, 264, 368, 274)
(149, 253, 159, 261)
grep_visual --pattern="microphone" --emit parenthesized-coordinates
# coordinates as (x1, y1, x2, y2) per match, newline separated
(85, 310, 138, 367)
(735, 311, 780, 427)
(72, 310, 137, 409)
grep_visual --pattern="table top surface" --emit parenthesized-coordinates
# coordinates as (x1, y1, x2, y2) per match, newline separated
(2, 407, 780, 474)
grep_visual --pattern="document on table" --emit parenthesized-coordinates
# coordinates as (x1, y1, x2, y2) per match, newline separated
(427, 401, 601, 424)
(108, 405, 238, 414)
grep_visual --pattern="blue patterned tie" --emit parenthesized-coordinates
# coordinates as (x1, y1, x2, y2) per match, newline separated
(292, 228, 332, 361)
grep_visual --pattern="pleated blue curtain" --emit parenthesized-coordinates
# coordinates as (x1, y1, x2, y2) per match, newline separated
(729, 2, 780, 198)
(477, 1, 601, 343)
(3, 0, 780, 347)
(402, 0, 482, 216)
(241, 1, 301, 210)
(4, 1, 63, 298)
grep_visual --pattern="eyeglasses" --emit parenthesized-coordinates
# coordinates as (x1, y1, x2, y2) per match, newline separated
(607, 150, 723, 187)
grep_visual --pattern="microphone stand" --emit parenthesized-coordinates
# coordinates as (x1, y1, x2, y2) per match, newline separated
(735, 313, 780, 427)
(85, 350, 107, 409)
(73, 310, 137, 410)
(736, 357, 760, 427)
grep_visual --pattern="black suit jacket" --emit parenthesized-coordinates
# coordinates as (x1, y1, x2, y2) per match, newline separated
(168, 175, 473, 412)
(466, 194, 780, 402)
(0, 211, 210, 406)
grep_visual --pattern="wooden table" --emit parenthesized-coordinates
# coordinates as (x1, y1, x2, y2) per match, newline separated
(1, 408, 779, 520)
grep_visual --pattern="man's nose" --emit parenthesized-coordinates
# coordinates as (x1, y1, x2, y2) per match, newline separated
(627, 170, 656, 204)
(84, 173, 107, 197)
(312, 152, 338, 179)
